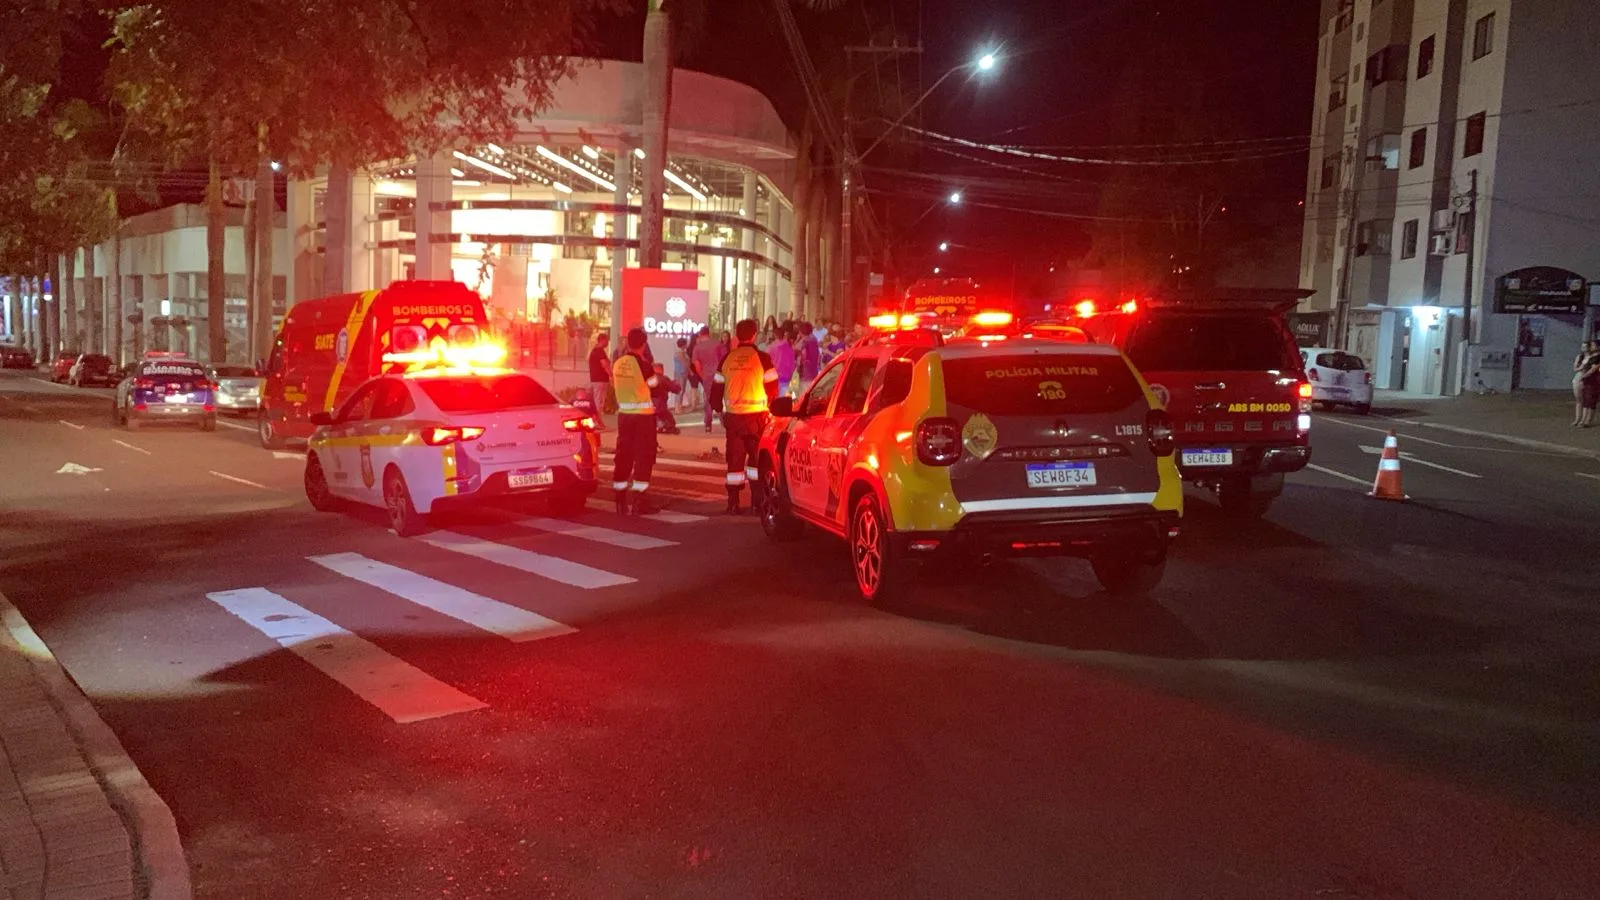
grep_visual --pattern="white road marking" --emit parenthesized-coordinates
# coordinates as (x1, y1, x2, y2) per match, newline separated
(584, 497, 708, 523)
(516, 516, 678, 550)
(1319, 416, 1454, 445)
(214, 418, 256, 432)
(1578, 472, 1600, 482)
(308, 553, 575, 642)
(205, 587, 488, 724)
(598, 452, 728, 472)
(112, 439, 151, 455)
(58, 419, 85, 430)
(1359, 445, 1481, 478)
(418, 530, 636, 589)
(272, 451, 302, 460)
(1304, 463, 1371, 487)
(1331, 414, 1580, 456)
(55, 462, 103, 475)
(209, 470, 271, 489)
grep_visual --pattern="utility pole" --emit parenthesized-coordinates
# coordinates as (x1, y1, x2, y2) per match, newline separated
(1458, 169, 1478, 394)
(841, 44, 921, 325)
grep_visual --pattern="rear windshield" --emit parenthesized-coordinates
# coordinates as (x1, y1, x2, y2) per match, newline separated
(1124, 314, 1299, 372)
(1314, 351, 1365, 371)
(418, 374, 558, 412)
(213, 366, 259, 378)
(941, 354, 1144, 415)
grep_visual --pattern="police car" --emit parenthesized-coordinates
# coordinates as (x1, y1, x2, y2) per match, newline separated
(113, 352, 218, 430)
(302, 356, 599, 536)
(757, 319, 1184, 603)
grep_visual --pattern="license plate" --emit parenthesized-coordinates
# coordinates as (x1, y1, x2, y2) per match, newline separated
(1181, 449, 1234, 467)
(163, 394, 189, 404)
(1327, 387, 1348, 397)
(508, 468, 554, 489)
(1025, 461, 1096, 488)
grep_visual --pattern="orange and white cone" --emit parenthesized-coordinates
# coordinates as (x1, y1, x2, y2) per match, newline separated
(1369, 430, 1407, 501)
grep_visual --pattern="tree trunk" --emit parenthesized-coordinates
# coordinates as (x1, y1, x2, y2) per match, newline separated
(807, 171, 825, 323)
(639, 0, 672, 268)
(206, 159, 228, 364)
(60, 251, 76, 352)
(253, 126, 274, 367)
(243, 173, 258, 356)
(110, 212, 124, 366)
(83, 244, 99, 353)
(826, 177, 842, 325)
(791, 126, 812, 322)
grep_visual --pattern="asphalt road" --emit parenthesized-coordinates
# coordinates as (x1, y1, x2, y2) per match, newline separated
(2, 368, 1599, 899)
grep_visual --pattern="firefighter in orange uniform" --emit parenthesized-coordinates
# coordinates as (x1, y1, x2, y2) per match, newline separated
(611, 327, 661, 515)
(714, 318, 778, 514)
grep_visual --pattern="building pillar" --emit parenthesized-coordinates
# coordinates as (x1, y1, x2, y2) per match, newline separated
(767, 193, 784, 319)
(609, 141, 634, 349)
(323, 166, 352, 295)
(285, 177, 317, 302)
(413, 153, 454, 282)
(350, 170, 377, 292)
(740, 173, 758, 322)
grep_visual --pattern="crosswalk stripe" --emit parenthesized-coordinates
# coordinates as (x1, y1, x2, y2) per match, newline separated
(307, 553, 576, 642)
(418, 530, 636, 588)
(205, 587, 488, 724)
(583, 497, 708, 523)
(515, 517, 677, 550)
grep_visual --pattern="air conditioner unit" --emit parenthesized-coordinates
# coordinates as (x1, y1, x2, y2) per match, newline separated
(1432, 209, 1457, 231)
(1429, 233, 1453, 256)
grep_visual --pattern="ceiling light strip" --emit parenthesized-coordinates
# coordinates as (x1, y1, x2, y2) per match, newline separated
(534, 145, 616, 191)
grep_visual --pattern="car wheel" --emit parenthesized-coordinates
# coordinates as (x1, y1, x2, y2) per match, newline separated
(1355, 402, 1372, 416)
(546, 488, 588, 518)
(383, 467, 427, 537)
(1091, 549, 1168, 597)
(200, 415, 217, 432)
(1218, 477, 1273, 518)
(850, 492, 910, 605)
(304, 454, 342, 512)
(759, 457, 803, 542)
(258, 411, 285, 450)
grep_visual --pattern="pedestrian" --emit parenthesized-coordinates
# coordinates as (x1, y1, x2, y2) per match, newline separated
(761, 315, 779, 346)
(673, 337, 694, 412)
(691, 325, 727, 433)
(768, 321, 796, 399)
(714, 318, 778, 514)
(651, 362, 682, 434)
(797, 320, 821, 387)
(1575, 339, 1600, 428)
(587, 332, 612, 430)
(609, 327, 661, 515)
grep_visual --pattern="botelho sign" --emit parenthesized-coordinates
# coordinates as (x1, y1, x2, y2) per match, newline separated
(640, 287, 709, 364)
(1494, 266, 1588, 314)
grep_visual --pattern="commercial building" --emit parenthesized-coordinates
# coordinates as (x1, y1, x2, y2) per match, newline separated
(1298, 0, 1600, 393)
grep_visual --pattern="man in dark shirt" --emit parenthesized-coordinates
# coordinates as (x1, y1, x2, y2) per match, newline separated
(588, 333, 611, 430)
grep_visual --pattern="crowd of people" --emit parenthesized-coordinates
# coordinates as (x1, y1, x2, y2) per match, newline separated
(669, 317, 868, 431)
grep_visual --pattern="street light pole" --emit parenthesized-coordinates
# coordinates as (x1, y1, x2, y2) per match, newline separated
(840, 44, 922, 327)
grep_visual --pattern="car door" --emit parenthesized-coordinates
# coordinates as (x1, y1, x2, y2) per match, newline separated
(324, 382, 381, 499)
(784, 359, 845, 517)
(814, 353, 883, 522)
(357, 379, 415, 504)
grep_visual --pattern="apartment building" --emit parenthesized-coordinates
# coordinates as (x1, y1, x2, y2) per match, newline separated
(1299, 0, 1600, 394)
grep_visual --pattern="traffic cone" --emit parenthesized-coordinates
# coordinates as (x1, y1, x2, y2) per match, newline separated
(1369, 430, 1407, 501)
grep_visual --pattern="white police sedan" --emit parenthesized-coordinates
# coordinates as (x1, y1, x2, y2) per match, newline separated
(303, 368, 599, 535)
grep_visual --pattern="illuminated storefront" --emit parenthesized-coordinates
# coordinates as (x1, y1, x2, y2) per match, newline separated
(286, 59, 797, 332)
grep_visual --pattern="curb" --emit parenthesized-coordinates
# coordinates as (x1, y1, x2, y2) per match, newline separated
(0, 592, 192, 900)
(1386, 418, 1600, 460)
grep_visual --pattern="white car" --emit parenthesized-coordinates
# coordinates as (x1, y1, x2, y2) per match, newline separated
(1300, 347, 1374, 414)
(303, 369, 599, 535)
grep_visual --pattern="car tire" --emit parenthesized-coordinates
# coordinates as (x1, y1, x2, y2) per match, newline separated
(1091, 550, 1167, 597)
(258, 411, 286, 450)
(850, 492, 910, 605)
(1218, 477, 1274, 518)
(1355, 402, 1372, 416)
(383, 467, 427, 537)
(304, 454, 342, 512)
(759, 456, 803, 542)
(546, 489, 588, 518)
(200, 415, 217, 432)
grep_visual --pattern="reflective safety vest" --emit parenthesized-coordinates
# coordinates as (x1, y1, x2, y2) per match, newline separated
(716, 343, 777, 414)
(612, 352, 656, 415)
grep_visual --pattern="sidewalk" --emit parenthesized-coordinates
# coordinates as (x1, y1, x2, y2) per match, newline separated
(0, 594, 189, 900)
(1374, 388, 1600, 458)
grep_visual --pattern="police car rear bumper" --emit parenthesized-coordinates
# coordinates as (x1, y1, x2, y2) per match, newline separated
(130, 403, 212, 419)
(897, 506, 1179, 560)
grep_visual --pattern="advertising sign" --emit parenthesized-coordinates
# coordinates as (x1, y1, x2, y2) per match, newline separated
(1494, 266, 1587, 314)
(640, 286, 709, 367)
(1287, 311, 1332, 347)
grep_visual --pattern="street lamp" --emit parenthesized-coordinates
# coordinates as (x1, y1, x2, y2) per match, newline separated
(933, 267, 942, 275)
(857, 50, 1001, 161)
(939, 241, 949, 251)
(949, 191, 963, 204)
(978, 53, 997, 71)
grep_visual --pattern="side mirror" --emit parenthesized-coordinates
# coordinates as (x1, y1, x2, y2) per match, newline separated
(770, 396, 796, 418)
(309, 412, 333, 427)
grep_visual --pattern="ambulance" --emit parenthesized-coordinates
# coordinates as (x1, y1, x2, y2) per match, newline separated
(258, 280, 496, 448)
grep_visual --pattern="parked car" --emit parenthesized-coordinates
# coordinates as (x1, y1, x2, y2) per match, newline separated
(1300, 347, 1374, 414)
(49, 351, 80, 382)
(68, 354, 119, 387)
(0, 344, 34, 369)
(112, 355, 217, 431)
(209, 365, 264, 415)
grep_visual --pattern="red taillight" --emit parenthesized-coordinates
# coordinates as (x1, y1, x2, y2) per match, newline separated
(1306, 369, 1320, 382)
(1145, 408, 1174, 457)
(133, 403, 147, 412)
(971, 310, 1013, 328)
(423, 425, 485, 446)
(562, 416, 596, 433)
(1297, 382, 1314, 399)
(915, 417, 962, 466)
(1364, 371, 1373, 385)
(135, 378, 154, 389)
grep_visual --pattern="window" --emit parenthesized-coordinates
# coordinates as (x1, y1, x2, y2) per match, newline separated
(941, 354, 1145, 415)
(1463, 111, 1487, 156)
(1321, 156, 1339, 189)
(1314, 352, 1367, 371)
(1417, 35, 1435, 77)
(1328, 74, 1348, 112)
(417, 374, 559, 412)
(1455, 210, 1474, 253)
(1409, 127, 1428, 168)
(1400, 219, 1419, 258)
(833, 358, 880, 416)
(1366, 134, 1400, 170)
(335, 382, 382, 423)
(370, 380, 413, 420)
(1473, 13, 1495, 59)
(1372, 223, 1392, 256)
(1356, 221, 1373, 256)
(1367, 45, 1406, 87)
(1335, 0, 1353, 33)
(1124, 316, 1301, 373)
(799, 361, 843, 417)
(871, 359, 914, 412)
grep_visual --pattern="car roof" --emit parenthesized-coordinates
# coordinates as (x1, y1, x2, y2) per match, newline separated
(930, 339, 1126, 361)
